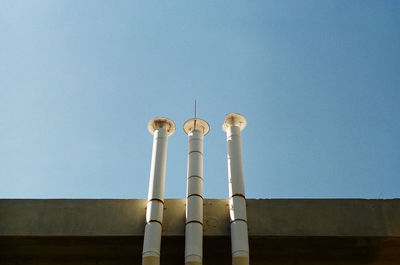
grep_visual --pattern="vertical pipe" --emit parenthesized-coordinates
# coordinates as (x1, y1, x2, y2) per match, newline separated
(143, 117, 176, 265)
(183, 118, 210, 265)
(222, 113, 249, 265)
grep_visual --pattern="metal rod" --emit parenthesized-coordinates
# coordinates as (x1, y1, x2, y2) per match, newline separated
(194, 99, 197, 130)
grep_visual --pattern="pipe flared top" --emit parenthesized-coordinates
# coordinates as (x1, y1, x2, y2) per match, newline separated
(148, 117, 176, 136)
(222, 113, 247, 132)
(183, 118, 210, 135)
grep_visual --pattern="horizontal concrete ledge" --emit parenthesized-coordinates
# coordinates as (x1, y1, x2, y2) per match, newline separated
(1, 199, 399, 237)
(1, 236, 400, 265)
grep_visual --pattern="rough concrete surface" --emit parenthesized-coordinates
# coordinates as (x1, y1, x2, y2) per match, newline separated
(0, 199, 399, 264)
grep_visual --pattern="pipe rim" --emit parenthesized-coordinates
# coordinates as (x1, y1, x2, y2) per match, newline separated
(222, 113, 247, 132)
(148, 117, 176, 136)
(183, 118, 210, 135)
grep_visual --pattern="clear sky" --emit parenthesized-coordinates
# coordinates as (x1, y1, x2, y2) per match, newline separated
(1, 1, 399, 199)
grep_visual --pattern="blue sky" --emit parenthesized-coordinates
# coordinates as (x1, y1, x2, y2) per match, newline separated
(1, 1, 399, 199)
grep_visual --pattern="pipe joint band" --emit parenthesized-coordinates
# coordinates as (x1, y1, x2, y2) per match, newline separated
(186, 220, 203, 226)
(148, 198, 164, 204)
(143, 251, 161, 257)
(231, 218, 247, 224)
(188, 150, 203, 156)
(146, 220, 163, 226)
(187, 194, 203, 199)
(230, 194, 246, 199)
(188, 175, 203, 180)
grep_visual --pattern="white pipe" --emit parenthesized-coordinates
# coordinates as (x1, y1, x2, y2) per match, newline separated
(143, 117, 175, 265)
(142, 222, 162, 261)
(227, 126, 245, 197)
(185, 222, 203, 264)
(186, 195, 203, 223)
(229, 196, 247, 221)
(146, 200, 164, 223)
(183, 118, 210, 265)
(230, 221, 249, 259)
(223, 113, 249, 265)
(188, 152, 203, 177)
(187, 176, 203, 195)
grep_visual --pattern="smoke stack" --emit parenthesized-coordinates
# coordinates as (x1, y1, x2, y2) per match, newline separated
(222, 113, 249, 265)
(183, 117, 210, 265)
(142, 117, 176, 265)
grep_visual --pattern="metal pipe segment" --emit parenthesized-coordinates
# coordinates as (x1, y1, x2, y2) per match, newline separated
(183, 118, 210, 265)
(223, 113, 249, 265)
(142, 117, 175, 265)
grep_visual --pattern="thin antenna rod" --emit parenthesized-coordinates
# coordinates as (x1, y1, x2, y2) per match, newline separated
(194, 99, 197, 130)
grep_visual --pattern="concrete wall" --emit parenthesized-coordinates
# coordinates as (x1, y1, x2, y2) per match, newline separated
(1, 199, 399, 264)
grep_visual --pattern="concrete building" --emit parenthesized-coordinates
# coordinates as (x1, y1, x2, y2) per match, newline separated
(1, 198, 399, 264)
